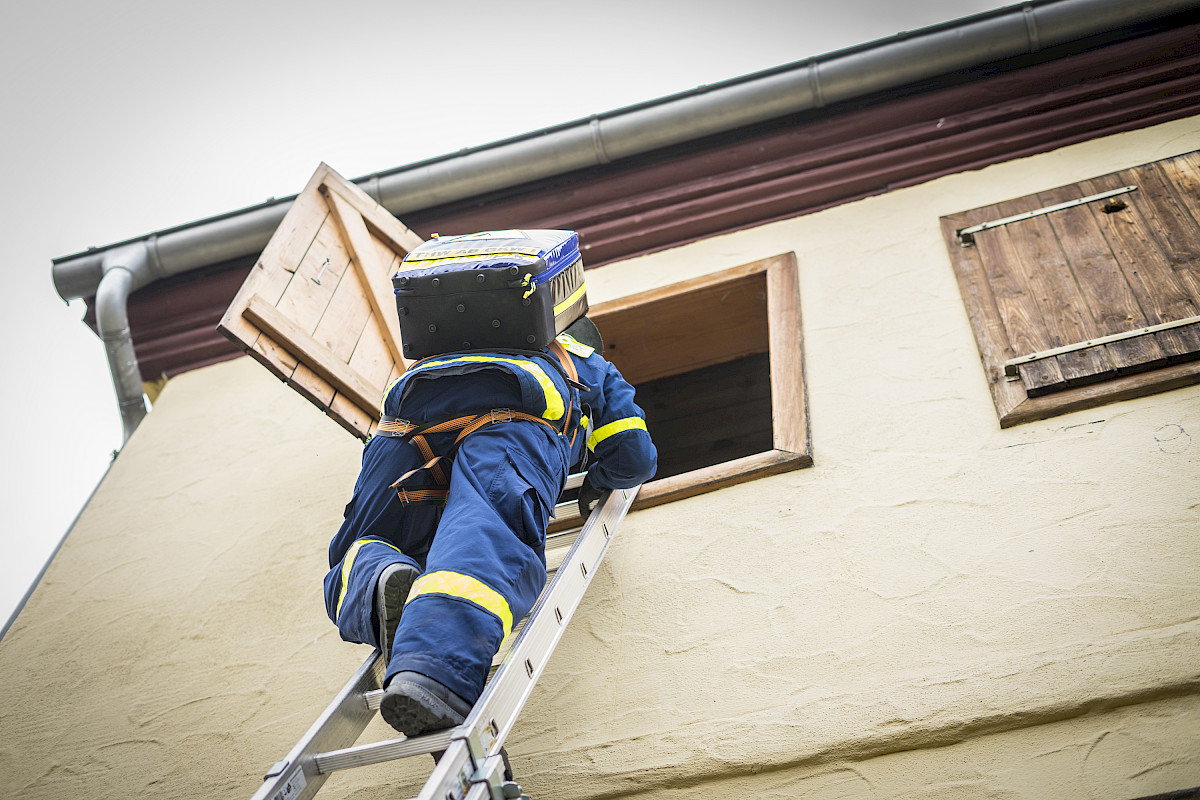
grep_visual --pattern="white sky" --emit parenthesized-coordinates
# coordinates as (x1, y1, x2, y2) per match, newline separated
(0, 0, 1011, 628)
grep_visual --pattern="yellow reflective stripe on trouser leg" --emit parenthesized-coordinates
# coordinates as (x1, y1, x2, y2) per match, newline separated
(336, 537, 404, 621)
(587, 416, 648, 451)
(405, 570, 514, 637)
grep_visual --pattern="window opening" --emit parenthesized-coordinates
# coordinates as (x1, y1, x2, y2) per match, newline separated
(551, 252, 810, 528)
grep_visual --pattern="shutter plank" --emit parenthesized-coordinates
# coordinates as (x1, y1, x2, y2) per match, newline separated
(1161, 151, 1200, 234)
(971, 203, 1067, 393)
(941, 211, 1030, 421)
(218, 194, 331, 382)
(1152, 324, 1200, 363)
(1038, 184, 1167, 376)
(942, 209, 1017, 371)
(1082, 170, 1200, 362)
(323, 187, 408, 368)
(1158, 153, 1200, 358)
(992, 198, 1112, 390)
(273, 217, 356, 411)
(314, 230, 408, 438)
(310, 247, 372, 360)
(327, 269, 406, 439)
(347, 251, 407, 384)
(1014, 362, 1059, 396)
(272, 216, 348, 339)
(1165, 320, 1200, 364)
(1128, 160, 1200, 305)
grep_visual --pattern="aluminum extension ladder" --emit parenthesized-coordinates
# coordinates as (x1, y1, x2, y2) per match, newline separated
(250, 475, 639, 800)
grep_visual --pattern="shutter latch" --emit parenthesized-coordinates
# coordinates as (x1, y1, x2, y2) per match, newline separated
(957, 186, 1137, 246)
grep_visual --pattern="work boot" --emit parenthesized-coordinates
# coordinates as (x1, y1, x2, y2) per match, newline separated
(375, 562, 419, 657)
(379, 671, 474, 737)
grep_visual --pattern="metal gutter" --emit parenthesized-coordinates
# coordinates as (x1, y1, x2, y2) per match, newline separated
(50, 0, 1200, 441)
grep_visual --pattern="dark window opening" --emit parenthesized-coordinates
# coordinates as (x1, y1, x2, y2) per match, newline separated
(636, 352, 773, 480)
(551, 252, 810, 529)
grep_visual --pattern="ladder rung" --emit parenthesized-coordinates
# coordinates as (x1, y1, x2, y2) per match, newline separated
(312, 729, 455, 774)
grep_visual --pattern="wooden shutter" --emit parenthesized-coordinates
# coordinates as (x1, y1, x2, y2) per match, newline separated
(942, 152, 1200, 427)
(218, 163, 423, 439)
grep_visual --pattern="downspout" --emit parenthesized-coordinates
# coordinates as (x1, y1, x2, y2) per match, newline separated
(95, 243, 157, 442)
(51, 0, 1200, 439)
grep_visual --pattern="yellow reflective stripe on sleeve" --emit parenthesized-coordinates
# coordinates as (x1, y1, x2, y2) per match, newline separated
(553, 281, 587, 316)
(405, 570, 514, 637)
(587, 416, 648, 451)
(409, 356, 565, 421)
(336, 538, 404, 620)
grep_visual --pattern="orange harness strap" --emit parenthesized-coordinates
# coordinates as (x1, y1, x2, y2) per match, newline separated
(546, 340, 583, 453)
(378, 341, 583, 506)
(382, 409, 562, 505)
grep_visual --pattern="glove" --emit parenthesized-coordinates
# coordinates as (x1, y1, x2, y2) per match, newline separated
(577, 473, 605, 519)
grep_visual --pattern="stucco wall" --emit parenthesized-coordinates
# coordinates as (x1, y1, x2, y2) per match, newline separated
(513, 114, 1200, 799)
(1, 115, 1198, 800)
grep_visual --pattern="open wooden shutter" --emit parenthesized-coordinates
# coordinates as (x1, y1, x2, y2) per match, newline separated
(942, 151, 1200, 427)
(218, 163, 423, 439)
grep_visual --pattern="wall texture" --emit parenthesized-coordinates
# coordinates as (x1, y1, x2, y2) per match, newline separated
(1, 117, 1198, 800)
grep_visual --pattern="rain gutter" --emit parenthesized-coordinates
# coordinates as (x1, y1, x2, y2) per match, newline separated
(50, 0, 1200, 442)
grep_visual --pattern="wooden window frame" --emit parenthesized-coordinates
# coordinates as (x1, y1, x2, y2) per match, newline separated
(574, 252, 810, 520)
(941, 153, 1200, 428)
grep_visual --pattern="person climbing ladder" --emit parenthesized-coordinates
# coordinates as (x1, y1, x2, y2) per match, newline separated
(322, 229, 657, 737)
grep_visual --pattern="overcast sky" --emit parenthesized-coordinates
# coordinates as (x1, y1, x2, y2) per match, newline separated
(0, 0, 1011, 628)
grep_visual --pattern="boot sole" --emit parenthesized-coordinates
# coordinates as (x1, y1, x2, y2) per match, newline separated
(376, 563, 419, 656)
(379, 679, 467, 737)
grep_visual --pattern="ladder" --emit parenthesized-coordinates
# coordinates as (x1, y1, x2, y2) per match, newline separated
(251, 476, 639, 800)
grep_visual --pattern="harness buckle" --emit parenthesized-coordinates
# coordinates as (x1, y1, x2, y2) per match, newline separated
(378, 417, 417, 437)
(489, 408, 516, 424)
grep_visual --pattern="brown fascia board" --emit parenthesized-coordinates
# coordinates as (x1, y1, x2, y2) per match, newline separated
(93, 19, 1200, 382)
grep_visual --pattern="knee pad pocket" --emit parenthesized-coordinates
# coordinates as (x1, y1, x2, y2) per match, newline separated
(488, 448, 554, 549)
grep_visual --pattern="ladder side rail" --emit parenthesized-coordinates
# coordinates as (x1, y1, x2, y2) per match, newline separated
(250, 650, 385, 800)
(419, 484, 641, 800)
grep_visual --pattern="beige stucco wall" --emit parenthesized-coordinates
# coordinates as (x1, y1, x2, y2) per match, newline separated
(2, 115, 1198, 800)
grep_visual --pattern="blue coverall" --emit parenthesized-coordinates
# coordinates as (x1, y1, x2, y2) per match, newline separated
(323, 334, 657, 705)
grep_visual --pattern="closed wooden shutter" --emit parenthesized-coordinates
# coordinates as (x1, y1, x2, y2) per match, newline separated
(218, 163, 423, 439)
(942, 152, 1200, 427)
